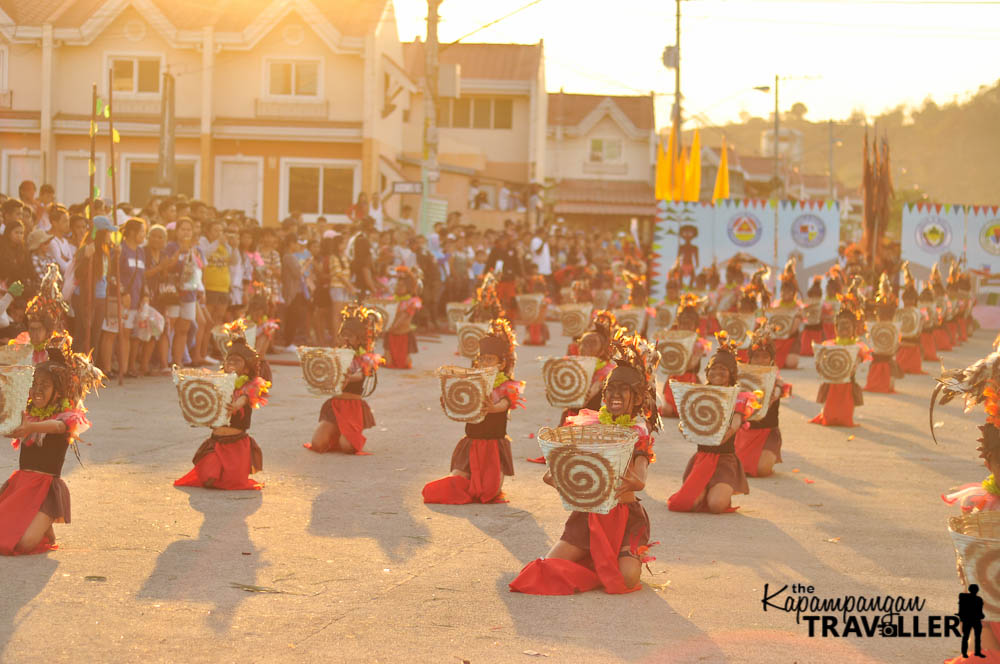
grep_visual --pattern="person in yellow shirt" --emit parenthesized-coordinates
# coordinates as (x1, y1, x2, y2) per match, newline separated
(197, 219, 236, 361)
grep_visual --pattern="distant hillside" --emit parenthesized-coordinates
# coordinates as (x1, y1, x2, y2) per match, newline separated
(685, 79, 1000, 206)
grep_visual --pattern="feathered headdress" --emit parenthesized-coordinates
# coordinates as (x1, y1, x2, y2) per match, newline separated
(806, 274, 823, 299)
(469, 273, 504, 322)
(929, 262, 946, 297)
(606, 330, 661, 432)
(825, 265, 844, 297)
(707, 330, 739, 383)
(666, 259, 683, 291)
(750, 267, 772, 308)
(394, 266, 420, 296)
(725, 257, 744, 285)
(25, 263, 69, 331)
(947, 260, 961, 289)
(623, 270, 648, 305)
(221, 319, 263, 380)
(478, 317, 518, 374)
(36, 333, 105, 406)
(749, 327, 776, 361)
(675, 293, 702, 324)
(836, 277, 866, 331)
(521, 273, 548, 295)
(779, 259, 798, 296)
(929, 350, 1000, 445)
(901, 261, 918, 305)
(588, 309, 618, 346)
(874, 272, 897, 318)
(340, 303, 380, 352)
(570, 279, 590, 303)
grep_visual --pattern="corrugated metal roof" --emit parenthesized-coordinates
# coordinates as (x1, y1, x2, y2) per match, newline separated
(547, 92, 654, 131)
(552, 178, 655, 216)
(403, 41, 541, 82)
(0, 0, 64, 25)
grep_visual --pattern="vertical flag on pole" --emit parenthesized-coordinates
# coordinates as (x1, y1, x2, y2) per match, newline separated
(684, 129, 701, 202)
(713, 136, 730, 201)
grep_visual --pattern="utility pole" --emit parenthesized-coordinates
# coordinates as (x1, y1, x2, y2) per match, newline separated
(827, 119, 835, 200)
(673, 0, 681, 161)
(156, 71, 177, 197)
(419, 0, 441, 236)
(772, 74, 779, 197)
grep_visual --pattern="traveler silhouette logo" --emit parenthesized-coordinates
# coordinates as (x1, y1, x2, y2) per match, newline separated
(957, 584, 987, 658)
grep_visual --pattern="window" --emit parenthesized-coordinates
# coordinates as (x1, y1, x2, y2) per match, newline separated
(0, 45, 7, 90)
(589, 138, 623, 163)
(3, 151, 41, 197)
(59, 153, 106, 204)
(287, 165, 354, 217)
(268, 60, 319, 97)
(437, 98, 513, 129)
(452, 98, 471, 128)
(109, 56, 161, 95)
(127, 161, 196, 202)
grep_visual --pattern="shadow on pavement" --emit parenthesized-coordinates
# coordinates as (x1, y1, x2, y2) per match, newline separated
(137, 489, 264, 634)
(423, 502, 551, 564)
(0, 556, 58, 658)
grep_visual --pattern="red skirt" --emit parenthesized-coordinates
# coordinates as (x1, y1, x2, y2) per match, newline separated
(385, 333, 411, 369)
(735, 428, 783, 477)
(509, 503, 642, 595)
(822, 322, 836, 341)
(773, 337, 798, 369)
(0, 470, 67, 555)
(810, 382, 858, 427)
(422, 438, 511, 504)
(174, 433, 263, 490)
(312, 397, 376, 454)
(699, 316, 720, 337)
(895, 344, 925, 374)
(524, 322, 549, 346)
(920, 331, 939, 361)
(662, 372, 699, 416)
(863, 359, 895, 393)
(668, 451, 748, 512)
(933, 327, 952, 352)
(946, 321, 959, 346)
(800, 327, 824, 356)
(957, 317, 969, 341)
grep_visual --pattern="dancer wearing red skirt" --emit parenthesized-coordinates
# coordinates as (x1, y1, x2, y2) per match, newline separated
(384, 267, 422, 369)
(895, 262, 925, 375)
(799, 275, 826, 357)
(821, 265, 845, 341)
(668, 333, 760, 513)
(864, 274, 904, 394)
(769, 260, 802, 370)
(810, 287, 870, 428)
(510, 333, 660, 594)
(660, 295, 711, 418)
(735, 330, 789, 477)
(175, 324, 270, 490)
(1, 334, 103, 555)
(929, 263, 954, 353)
(305, 305, 383, 455)
(423, 318, 524, 504)
(519, 269, 551, 346)
(918, 284, 941, 361)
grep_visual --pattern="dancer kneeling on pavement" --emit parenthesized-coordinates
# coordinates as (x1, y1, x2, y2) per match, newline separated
(668, 332, 760, 513)
(510, 333, 660, 595)
(735, 329, 790, 477)
(809, 282, 870, 428)
(1, 334, 104, 554)
(660, 294, 710, 418)
(384, 267, 422, 369)
(174, 323, 270, 490)
(423, 318, 524, 504)
(305, 305, 383, 455)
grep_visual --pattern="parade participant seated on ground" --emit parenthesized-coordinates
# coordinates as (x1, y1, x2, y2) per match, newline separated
(518, 268, 550, 347)
(799, 275, 825, 357)
(510, 332, 660, 595)
(864, 273, 904, 393)
(660, 294, 710, 418)
(384, 266, 422, 370)
(735, 329, 789, 478)
(918, 281, 941, 361)
(771, 259, 802, 370)
(304, 305, 382, 455)
(809, 282, 871, 428)
(896, 262, 925, 375)
(1, 334, 103, 554)
(822, 265, 844, 341)
(174, 322, 269, 490)
(929, 263, 953, 352)
(667, 332, 759, 514)
(422, 319, 524, 505)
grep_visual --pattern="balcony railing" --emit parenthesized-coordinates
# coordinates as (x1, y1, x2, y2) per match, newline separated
(255, 98, 329, 120)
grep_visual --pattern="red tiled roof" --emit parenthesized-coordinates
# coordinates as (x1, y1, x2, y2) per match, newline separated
(547, 92, 654, 131)
(552, 178, 655, 216)
(740, 155, 779, 180)
(4, 0, 388, 35)
(403, 41, 541, 81)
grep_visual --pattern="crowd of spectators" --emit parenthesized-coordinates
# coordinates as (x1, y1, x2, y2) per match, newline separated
(0, 179, 650, 385)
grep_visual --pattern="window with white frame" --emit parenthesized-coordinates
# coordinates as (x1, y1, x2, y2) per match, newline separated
(3, 151, 41, 197)
(58, 153, 106, 204)
(124, 157, 197, 204)
(437, 97, 514, 129)
(267, 60, 320, 98)
(109, 55, 161, 95)
(589, 138, 623, 163)
(285, 162, 356, 220)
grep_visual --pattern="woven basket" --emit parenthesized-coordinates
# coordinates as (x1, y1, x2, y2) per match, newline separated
(0, 364, 34, 436)
(720, 313, 754, 349)
(614, 308, 647, 335)
(171, 367, 237, 428)
(456, 322, 489, 359)
(896, 307, 922, 338)
(812, 343, 859, 384)
(0, 343, 33, 367)
(657, 331, 697, 376)
(559, 304, 592, 338)
(803, 301, 823, 326)
(296, 346, 356, 395)
(446, 303, 470, 332)
(516, 293, 545, 322)
(766, 311, 796, 339)
(537, 424, 638, 514)
(737, 363, 777, 422)
(670, 382, 739, 446)
(868, 321, 901, 355)
(435, 365, 497, 423)
(592, 289, 613, 310)
(948, 511, 1000, 621)
(540, 356, 598, 409)
(364, 301, 399, 337)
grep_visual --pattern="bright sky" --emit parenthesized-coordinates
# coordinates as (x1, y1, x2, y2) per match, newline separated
(393, 0, 1000, 130)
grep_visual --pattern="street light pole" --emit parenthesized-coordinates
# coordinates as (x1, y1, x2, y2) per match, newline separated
(772, 74, 779, 197)
(674, 0, 682, 161)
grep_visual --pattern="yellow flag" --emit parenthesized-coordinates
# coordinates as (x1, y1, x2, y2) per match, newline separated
(673, 147, 688, 201)
(88, 160, 96, 176)
(112, 128, 121, 144)
(89, 121, 97, 137)
(665, 122, 678, 201)
(685, 129, 701, 201)
(713, 136, 731, 201)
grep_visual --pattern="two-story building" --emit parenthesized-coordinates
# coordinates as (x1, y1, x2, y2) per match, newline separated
(0, 0, 414, 223)
(400, 39, 546, 229)
(545, 91, 656, 233)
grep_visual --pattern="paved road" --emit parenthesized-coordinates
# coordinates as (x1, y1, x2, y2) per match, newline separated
(1, 327, 993, 663)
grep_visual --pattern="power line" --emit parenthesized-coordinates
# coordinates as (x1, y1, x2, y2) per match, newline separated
(439, 0, 545, 52)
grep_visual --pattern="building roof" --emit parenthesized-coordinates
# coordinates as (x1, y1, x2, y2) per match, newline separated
(548, 93, 654, 131)
(739, 155, 780, 181)
(0, 0, 387, 35)
(552, 178, 655, 216)
(402, 41, 541, 82)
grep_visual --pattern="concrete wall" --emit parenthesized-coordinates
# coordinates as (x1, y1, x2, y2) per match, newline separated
(547, 116, 651, 182)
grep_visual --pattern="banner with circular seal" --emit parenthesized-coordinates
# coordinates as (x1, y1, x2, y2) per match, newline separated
(727, 213, 762, 247)
(967, 205, 1000, 272)
(914, 216, 953, 254)
(791, 213, 826, 249)
(901, 203, 965, 274)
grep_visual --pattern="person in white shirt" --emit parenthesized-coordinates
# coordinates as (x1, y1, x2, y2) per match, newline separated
(398, 204, 416, 232)
(370, 193, 385, 232)
(498, 183, 512, 212)
(45, 204, 75, 274)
